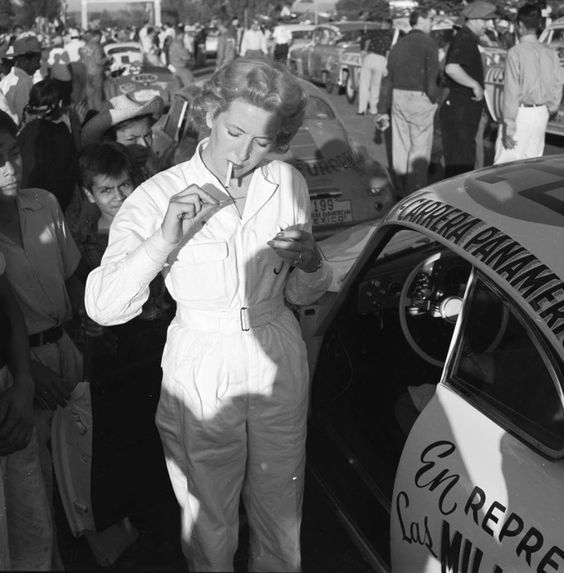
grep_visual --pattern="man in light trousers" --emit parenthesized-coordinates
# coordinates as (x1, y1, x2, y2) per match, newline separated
(376, 9, 440, 196)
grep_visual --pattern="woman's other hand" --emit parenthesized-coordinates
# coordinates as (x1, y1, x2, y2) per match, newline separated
(268, 229, 323, 273)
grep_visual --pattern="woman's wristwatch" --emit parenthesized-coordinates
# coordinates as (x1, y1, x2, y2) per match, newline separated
(301, 252, 324, 273)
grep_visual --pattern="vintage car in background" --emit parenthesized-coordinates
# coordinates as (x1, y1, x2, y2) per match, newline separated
(539, 16, 564, 65)
(103, 41, 181, 108)
(268, 22, 316, 59)
(161, 79, 395, 238)
(338, 17, 455, 104)
(304, 155, 564, 571)
(288, 21, 382, 93)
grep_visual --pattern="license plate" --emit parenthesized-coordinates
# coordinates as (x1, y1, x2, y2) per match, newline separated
(311, 198, 352, 226)
(134, 88, 160, 102)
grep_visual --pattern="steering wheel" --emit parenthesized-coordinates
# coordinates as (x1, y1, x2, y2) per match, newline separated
(399, 251, 471, 367)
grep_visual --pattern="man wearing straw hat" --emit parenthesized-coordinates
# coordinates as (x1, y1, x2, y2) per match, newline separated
(80, 94, 165, 185)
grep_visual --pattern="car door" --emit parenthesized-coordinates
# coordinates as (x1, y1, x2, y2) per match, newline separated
(306, 222, 564, 572)
(391, 266, 564, 572)
(305, 226, 473, 570)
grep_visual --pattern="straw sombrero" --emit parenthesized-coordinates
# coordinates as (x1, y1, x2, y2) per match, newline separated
(81, 94, 164, 147)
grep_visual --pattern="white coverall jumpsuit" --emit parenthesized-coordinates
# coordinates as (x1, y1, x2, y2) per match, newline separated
(85, 140, 332, 572)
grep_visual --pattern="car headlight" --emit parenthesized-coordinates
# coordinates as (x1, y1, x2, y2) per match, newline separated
(367, 186, 384, 197)
(367, 181, 395, 213)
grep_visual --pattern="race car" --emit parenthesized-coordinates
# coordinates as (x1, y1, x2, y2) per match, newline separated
(305, 155, 564, 571)
(162, 79, 395, 238)
(103, 42, 181, 108)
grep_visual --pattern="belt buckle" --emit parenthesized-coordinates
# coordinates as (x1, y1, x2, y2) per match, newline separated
(240, 307, 250, 332)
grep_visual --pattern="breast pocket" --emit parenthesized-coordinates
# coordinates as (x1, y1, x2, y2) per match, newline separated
(169, 241, 230, 303)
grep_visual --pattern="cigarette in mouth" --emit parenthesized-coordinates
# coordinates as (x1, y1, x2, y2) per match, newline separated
(224, 161, 233, 189)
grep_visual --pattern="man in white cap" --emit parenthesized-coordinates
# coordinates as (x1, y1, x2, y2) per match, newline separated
(494, 3, 562, 164)
(440, 0, 497, 177)
(47, 36, 72, 106)
(0, 35, 42, 123)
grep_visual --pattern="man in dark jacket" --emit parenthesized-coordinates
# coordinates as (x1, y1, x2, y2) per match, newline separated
(440, 0, 497, 177)
(376, 9, 440, 196)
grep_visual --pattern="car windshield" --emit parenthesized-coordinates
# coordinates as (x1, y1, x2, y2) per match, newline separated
(552, 28, 564, 43)
(338, 30, 365, 43)
(304, 96, 335, 120)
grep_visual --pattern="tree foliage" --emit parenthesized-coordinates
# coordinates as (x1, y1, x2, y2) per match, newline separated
(335, 0, 390, 20)
(419, 0, 463, 14)
(17, 0, 61, 26)
(161, 0, 275, 26)
(0, 0, 14, 32)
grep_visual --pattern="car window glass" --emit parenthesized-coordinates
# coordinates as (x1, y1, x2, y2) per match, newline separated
(293, 30, 308, 41)
(450, 277, 564, 453)
(304, 96, 335, 120)
(339, 30, 360, 43)
(551, 28, 564, 43)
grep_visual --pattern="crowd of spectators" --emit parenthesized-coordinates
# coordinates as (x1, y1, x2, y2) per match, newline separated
(0, 20, 189, 569)
(0, 1, 561, 568)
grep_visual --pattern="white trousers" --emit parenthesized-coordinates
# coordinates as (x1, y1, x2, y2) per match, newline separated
(494, 105, 549, 164)
(156, 309, 309, 572)
(392, 89, 437, 196)
(358, 53, 386, 114)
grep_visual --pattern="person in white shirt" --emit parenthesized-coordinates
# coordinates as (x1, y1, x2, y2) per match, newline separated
(85, 56, 331, 573)
(65, 29, 86, 104)
(0, 35, 42, 124)
(240, 19, 267, 57)
(271, 20, 293, 62)
(138, 21, 152, 53)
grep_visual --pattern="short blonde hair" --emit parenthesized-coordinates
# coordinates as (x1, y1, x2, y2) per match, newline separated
(196, 56, 307, 153)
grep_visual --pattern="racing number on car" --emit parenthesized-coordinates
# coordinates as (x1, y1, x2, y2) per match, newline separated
(312, 198, 334, 212)
(469, 163, 564, 225)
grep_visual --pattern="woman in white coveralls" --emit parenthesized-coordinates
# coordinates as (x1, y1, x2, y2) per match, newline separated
(85, 56, 332, 572)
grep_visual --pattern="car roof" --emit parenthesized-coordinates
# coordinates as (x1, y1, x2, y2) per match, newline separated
(387, 156, 564, 279)
(279, 23, 315, 31)
(316, 21, 383, 32)
(384, 156, 564, 351)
